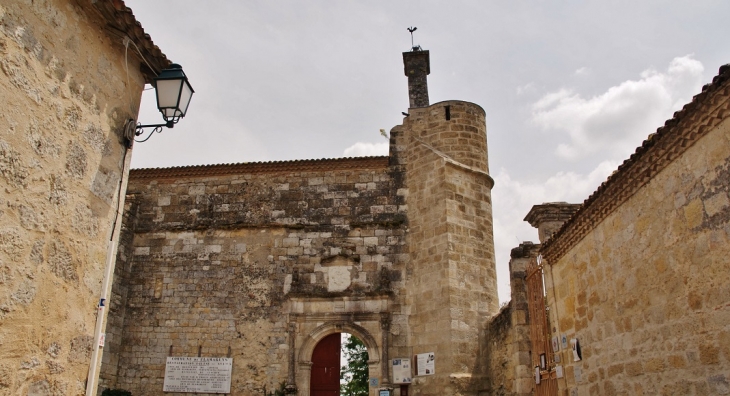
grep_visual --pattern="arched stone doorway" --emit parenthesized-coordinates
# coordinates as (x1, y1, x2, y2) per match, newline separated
(297, 322, 381, 396)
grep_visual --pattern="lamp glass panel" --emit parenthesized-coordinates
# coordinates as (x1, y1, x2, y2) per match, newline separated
(163, 108, 179, 119)
(156, 79, 183, 109)
(178, 82, 193, 116)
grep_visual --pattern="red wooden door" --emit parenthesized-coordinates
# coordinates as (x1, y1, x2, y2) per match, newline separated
(527, 258, 558, 396)
(311, 333, 341, 396)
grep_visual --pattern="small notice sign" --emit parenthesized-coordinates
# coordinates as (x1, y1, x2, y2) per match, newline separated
(415, 352, 435, 376)
(163, 357, 233, 393)
(392, 358, 412, 384)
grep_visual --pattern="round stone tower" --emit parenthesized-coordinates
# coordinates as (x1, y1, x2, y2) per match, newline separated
(397, 49, 498, 395)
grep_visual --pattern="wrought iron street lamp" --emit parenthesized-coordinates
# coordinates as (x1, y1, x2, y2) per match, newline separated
(154, 63, 194, 124)
(124, 63, 195, 144)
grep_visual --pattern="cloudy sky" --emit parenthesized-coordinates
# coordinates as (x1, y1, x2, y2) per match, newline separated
(125, 0, 730, 303)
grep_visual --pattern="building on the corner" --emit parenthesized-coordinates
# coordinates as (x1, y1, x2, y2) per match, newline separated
(521, 64, 730, 395)
(0, 1, 170, 394)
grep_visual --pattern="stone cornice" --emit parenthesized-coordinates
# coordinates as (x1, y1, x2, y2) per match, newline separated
(524, 202, 582, 228)
(130, 156, 390, 180)
(542, 64, 730, 264)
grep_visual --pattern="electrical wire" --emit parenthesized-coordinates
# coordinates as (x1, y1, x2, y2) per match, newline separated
(109, 145, 129, 237)
(123, 36, 161, 115)
(124, 36, 158, 75)
(123, 36, 166, 145)
(123, 37, 138, 117)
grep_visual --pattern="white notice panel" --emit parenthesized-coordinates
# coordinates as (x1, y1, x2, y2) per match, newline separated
(392, 358, 412, 384)
(415, 352, 435, 376)
(164, 357, 233, 393)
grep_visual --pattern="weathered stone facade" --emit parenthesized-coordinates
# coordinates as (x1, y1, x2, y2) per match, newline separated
(530, 64, 730, 395)
(106, 157, 408, 394)
(102, 54, 501, 394)
(481, 242, 535, 396)
(0, 1, 169, 394)
(11, 3, 729, 395)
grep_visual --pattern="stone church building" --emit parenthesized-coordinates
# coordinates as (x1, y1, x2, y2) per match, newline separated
(101, 47, 730, 396)
(1, 1, 729, 396)
(101, 49, 502, 395)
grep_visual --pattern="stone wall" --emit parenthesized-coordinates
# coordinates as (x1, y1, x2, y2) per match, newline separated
(540, 68, 730, 395)
(99, 197, 139, 390)
(0, 1, 150, 394)
(103, 158, 410, 395)
(482, 243, 535, 396)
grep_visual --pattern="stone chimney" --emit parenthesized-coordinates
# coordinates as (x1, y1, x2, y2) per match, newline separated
(403, 50, 430, 108)
(524, 202, 582, 243)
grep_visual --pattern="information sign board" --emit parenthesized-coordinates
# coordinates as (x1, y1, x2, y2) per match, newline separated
(163, 357, 233, 393)
(392, 358, 412, 384)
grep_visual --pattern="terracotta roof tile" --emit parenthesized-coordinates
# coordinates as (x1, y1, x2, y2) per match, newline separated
(84, 0, 171, 80)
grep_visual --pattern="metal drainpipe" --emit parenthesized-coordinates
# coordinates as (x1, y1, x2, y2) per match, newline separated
(85, 145, 133, 396)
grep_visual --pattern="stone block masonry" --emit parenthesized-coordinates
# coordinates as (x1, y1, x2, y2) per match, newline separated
(399, 100, 499, 395)
(482, 243, 536, 396)
(105, 158, 411, 395)
(0, 1, 165, 394)
(539, 66, 730, 395)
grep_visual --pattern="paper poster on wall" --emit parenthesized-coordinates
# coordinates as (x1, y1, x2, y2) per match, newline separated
(573, 366, 582, 383)
(415, 352, 435, 376)
(392, 358, 412, 384)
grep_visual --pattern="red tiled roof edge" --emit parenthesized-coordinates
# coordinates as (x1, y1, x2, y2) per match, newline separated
(541, 63, 730, 264)
(129, 156, 391, 180)
(83, 0, 171, 79)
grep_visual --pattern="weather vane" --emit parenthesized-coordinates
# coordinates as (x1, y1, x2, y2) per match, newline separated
(407, 26, 421, 51)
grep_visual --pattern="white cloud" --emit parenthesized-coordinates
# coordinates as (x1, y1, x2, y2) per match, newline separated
(342, 142, 389, 157)
(574, 67, 590, 76)
(492, 160, 618, 303)
(516, 82, 536, 95)
(531, 56, 704, 162)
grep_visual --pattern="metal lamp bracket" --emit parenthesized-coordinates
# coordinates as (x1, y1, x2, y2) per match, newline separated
(124, 118, 174, 146)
